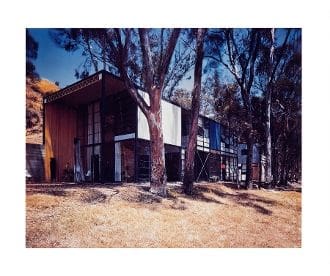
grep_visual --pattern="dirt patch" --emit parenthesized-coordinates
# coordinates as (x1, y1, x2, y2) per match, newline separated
(80, 189, 107, 204)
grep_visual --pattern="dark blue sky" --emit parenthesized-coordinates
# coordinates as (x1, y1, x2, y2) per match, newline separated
(29, 28, 84, 88)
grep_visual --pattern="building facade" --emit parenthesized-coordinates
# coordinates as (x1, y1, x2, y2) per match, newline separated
(43, 70, 239, 183)
(237, 144, 266, 183)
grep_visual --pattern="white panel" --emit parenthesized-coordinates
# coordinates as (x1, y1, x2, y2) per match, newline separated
(114, 133, 136, 141)
(197, 136, 204, 142)
(115, 142, 121, 181)
(137, 90, 181, 146)
(137, 90, 150, 141)
(197, 140, 204, 146)
(162, 99, 181, 146)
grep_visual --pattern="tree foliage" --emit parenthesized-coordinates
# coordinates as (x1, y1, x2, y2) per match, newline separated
(205, 28, 301, 186)
(26, 30, 39, 80)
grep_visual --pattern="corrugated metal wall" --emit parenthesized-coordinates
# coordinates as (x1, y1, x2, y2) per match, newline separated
(26, 143, 45, 182)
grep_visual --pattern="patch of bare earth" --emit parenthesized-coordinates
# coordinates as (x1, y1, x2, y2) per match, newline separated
(26, 183, 301, 248)
(26, 78, 59, 144)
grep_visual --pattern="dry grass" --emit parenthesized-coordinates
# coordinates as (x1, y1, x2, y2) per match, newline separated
(26, 183, 301, 248)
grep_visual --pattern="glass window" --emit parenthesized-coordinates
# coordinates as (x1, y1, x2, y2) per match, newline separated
(241, 149, 247, 155)
(198, 126, 204, 137)
(86, 102, 102, 145)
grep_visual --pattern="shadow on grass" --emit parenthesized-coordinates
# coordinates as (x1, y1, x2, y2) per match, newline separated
(187, 186, 274, 216)
(27, 188, 109, 204)
(26, 183, 274, 215)
(26, 189, 69, 197)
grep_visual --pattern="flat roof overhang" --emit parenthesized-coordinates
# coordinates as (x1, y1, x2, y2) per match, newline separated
(44, 71, 126, 107)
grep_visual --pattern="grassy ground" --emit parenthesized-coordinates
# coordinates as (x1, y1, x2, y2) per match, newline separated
(26, 183, 301, 248)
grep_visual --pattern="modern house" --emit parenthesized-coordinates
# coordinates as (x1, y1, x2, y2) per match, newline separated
(43, 70, 239, 184)
(237, 144, 266, 183)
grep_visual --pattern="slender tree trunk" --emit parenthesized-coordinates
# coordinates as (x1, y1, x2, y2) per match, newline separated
(183, 28, 206, 195)
(265, 28, 275, 187)
(272, 138, 279, 185)
(282, 146, 290, 186)
(148, 87, 167, 196)
(183, 118, 198, 194)
(246, 130, 254, 189)
(280, 161, 286, 186)
(265, 88, 273, 186)
(116, 28, 180, 197)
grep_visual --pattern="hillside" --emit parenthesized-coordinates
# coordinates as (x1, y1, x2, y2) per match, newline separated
(26, 78, 59, 144)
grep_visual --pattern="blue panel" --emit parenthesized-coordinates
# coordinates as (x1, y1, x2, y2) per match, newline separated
(252, 144, 260, 163)
(210, 121, 221, 150)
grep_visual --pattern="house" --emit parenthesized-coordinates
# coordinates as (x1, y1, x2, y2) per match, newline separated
(237, 143, 266, 183)
(43, 70, 238, 183)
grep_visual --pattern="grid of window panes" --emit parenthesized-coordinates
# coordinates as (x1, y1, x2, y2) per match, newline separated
(87, 102, 101, 145)
(220, 126, 238, 154)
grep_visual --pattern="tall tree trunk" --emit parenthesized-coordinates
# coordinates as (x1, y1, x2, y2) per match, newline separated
(183, 28, 206, 195)
(148, 87, 167, 196)
(183, 116, 198, 194)
(282, 146, 289, 186)
(245, 129, 254, 189)
(116, 28, 181, 197)
(280, 160, 286, 186)
(265, 28, 275, 187)
(265, 90, 273, 186)
(272, 137, 279, 185)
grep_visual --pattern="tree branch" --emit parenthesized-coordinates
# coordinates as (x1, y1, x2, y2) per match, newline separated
(225, 30, 243, 86)
(115, 28, 150, 116)
(241, 29, 257, 85)
(83, 35, 99, 72)
(158, 28, 181, 90)
(246, 30, 260, 92)
(270, 28, 291, 84)
(138, 28, 155, 91)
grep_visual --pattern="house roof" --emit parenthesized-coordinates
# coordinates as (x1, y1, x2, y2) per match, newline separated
(43, 69, 231, 129)
(43, 70, 125, 107)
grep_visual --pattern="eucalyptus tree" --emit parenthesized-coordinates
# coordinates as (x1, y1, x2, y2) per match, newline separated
(269, 31, 301, 185)
(255, 28, 292, 187)
(182, 28, 207, 195)
(50, 28, 194, 196)
(206, 28, 262, 189)
(255, 28, 301, 186)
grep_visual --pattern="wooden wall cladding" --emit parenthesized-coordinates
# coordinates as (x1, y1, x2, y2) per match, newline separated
(44, 102, 77, 182)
